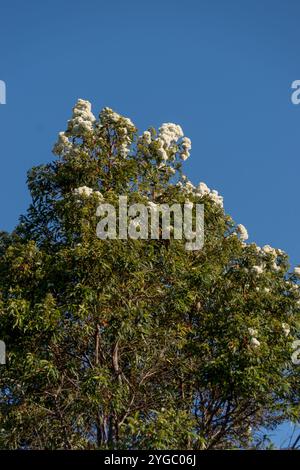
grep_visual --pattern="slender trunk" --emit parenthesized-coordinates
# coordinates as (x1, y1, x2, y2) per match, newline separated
(95, 324, 100, 366)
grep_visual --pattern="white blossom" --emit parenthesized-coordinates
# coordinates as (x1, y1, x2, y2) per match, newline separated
(237, 224, 249, 241)
(252, 265, 264, 275)
(53, 131, 72, 154)
(282, 323, 290, 337)
(100, 107, 136, 131)
(157, 139, 168, 160)
(73, 186, 94, 197)
(271, 262, 280, 272)
(158, 123, 184, 147)
(181, 137, 191, 149)
(157, 162, 166, 170)
(196, 182, 210, 196)
(209, 190, 223, 208)
(294, 266, 300, 277)
(157, 149, 168, 161)
(177, 179, 224, 208)
(180, 151, 190, 161)
(185, 181, 195, 193)
(100, 107, 121, 123)
(140, 130, 152, 145)
(262, 245, 277, 259)
(68, 99, 95, 136)
(185, 199, 194, 210)
(180, 136, 192, 161)
(248, 328, 258, 337)
(123, 117, 135, 128)
(119, 141, 131, 158)
(155, 123, 192, 161)
(250, 337, 261, 348)
(288, 282, 299, 292)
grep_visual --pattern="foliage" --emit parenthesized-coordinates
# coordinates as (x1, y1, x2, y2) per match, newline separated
(0, 101, 299, 449)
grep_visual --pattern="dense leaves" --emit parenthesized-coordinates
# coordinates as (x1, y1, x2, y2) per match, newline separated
(0, 101, 299, 449)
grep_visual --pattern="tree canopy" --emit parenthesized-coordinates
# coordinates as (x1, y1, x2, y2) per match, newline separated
(0, 100, 299, 449)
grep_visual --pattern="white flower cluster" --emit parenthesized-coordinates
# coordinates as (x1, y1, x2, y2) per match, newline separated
(153, 123, 192, 162)
(100, 107, 135, 158)
(261, 245, 277, 257)
(100, 107, 135, 130)
(236, 224, 249, 241)
(156, 139, 169, 161)
(184, 180, 196, 193)
(248, 244, 285, 275)
(196, 182, 210, 195)
(158, 123, 184, 147)
(73, 186, 103, 199)
(185, 199, 194, 210)
(286, 280, 299, 292)
(282, 323, 290, 337)
(250, 337, 260, 348)
(285, 281, 300, 308)
(175, 180, 224, 208)
(53, 131, 73, 154)
(260, 245, 281, 272)
(294, 266, 300, 277)
(248, 323, 290, 348)
(286, 281, 300, 308)
(67, 99, 96, 136)
(140, 130, 152, 145)
(181, 137, 192, 161)
(195, 182, 224, 208)
(248, 328, 260, 348)
(252, 265, 264, 275)
(119, 130, 132, 158)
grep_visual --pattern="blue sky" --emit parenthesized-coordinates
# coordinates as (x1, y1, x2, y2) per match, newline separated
(0, 0, 299, 446)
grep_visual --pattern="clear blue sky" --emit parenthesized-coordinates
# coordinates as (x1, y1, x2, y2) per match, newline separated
(0, 0, 299, 447)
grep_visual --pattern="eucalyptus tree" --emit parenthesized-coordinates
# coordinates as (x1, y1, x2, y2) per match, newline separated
(0, 100, 299, 449)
